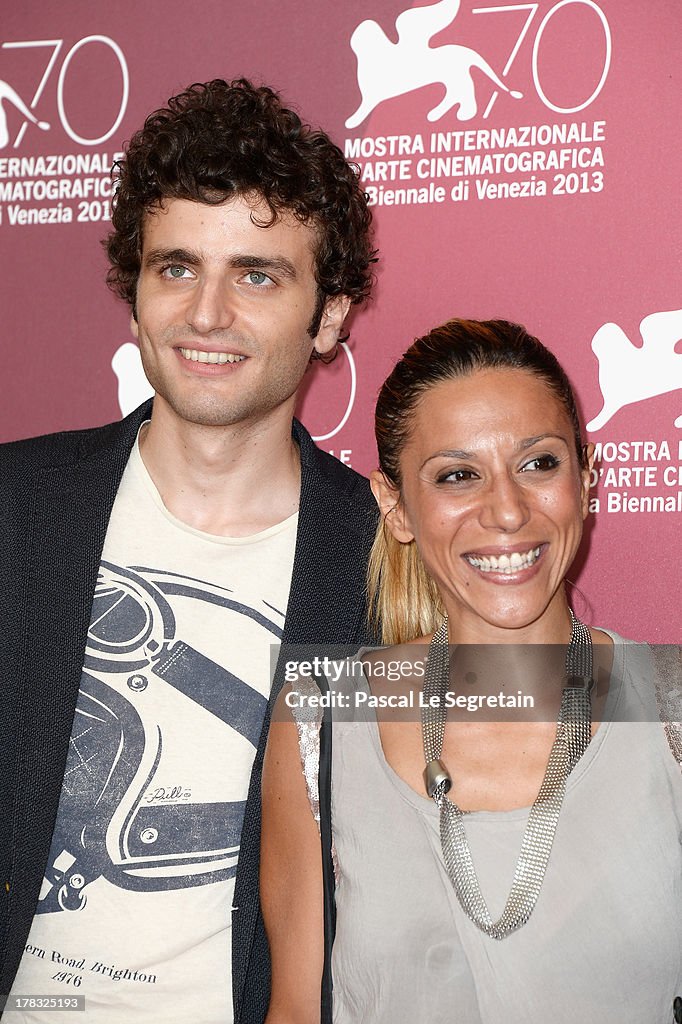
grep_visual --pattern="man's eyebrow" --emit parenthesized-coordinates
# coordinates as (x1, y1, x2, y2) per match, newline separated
(228, 254, 298, 278)
(143, 247, 200, 269)
(142, 249, 298, 279)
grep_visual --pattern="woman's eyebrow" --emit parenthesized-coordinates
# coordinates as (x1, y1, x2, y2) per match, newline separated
(420, 449, 473, 469)
(518, 433, 569, 450)
(419, 435, 571, 470)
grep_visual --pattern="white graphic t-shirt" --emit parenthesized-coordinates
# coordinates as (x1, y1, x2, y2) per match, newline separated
(9, 435, 297, 1022)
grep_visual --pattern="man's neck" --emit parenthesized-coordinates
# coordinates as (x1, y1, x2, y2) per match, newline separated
(138, 400, 301, 537)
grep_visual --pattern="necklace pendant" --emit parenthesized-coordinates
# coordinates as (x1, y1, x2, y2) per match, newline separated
(423, 758, 451, 798)
(565, 674, 594, 692)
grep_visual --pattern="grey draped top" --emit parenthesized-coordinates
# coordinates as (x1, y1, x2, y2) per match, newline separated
(324, 635, 682, 1024)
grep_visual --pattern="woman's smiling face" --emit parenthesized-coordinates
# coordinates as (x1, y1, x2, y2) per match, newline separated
(377, 367, 593, 641)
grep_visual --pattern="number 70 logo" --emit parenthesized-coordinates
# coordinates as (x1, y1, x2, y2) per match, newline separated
(473, 0, 611, 117)
(1, 35, 129, 148)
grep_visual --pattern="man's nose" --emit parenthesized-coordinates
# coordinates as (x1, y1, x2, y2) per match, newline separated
(185, 278, 235, 333)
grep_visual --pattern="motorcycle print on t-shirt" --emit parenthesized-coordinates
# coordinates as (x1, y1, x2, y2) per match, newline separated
(37, 561, 280, 913)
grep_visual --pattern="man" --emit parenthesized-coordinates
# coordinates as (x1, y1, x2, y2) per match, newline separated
(0, 79, 377, 1023)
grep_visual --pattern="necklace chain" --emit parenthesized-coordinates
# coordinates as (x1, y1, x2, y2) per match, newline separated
(421, 612, 593, 939)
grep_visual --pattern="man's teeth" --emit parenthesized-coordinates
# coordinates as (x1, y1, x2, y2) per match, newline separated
(179, 348, 245, 364)
(466, 547, 541, 574)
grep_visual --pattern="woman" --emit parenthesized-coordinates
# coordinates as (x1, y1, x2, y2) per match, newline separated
(261, 319, 682, 1024)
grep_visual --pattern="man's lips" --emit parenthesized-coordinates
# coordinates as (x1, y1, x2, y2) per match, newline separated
(177, 346, 246, 365)
(463, 545, 544, 575)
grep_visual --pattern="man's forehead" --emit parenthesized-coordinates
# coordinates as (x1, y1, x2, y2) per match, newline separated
(141, 193, 319, 250)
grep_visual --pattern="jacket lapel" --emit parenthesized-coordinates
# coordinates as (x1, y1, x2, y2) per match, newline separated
(232, 422, 378, 1021)
(2, 404, 151, 987)
(281, 420, 376, 652)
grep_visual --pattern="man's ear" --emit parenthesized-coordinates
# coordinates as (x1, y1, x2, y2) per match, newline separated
(369, 470, 415, 543)
(312, 295, 351, 357)
(580, 442, 595, 519)
(130, 311, 139, 340)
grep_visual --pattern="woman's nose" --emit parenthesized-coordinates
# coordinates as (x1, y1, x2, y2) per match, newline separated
(478, 473, 530, 533)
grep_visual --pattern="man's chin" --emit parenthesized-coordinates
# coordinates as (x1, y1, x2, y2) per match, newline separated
(150, 390, 273, 430)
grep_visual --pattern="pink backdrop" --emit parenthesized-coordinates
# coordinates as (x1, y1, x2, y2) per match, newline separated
(1, 1, 680, 641)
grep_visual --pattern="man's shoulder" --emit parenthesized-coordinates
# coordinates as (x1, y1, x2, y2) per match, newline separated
(293, 419, 375, 511)
(0, 402, 153, 476)
(0, 422, 107, 472)
(308, 445, 374, 507)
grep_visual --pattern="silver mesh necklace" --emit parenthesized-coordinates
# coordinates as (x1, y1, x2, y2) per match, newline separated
(421, 611, 593, 939)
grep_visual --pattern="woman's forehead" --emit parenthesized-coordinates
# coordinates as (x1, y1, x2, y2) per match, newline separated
(407, 368, 573, 449)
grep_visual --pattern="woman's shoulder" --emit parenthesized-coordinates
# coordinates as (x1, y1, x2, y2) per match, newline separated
(357, 637, 430, 666)
(354, 640, 430, 688)
(596, 628, 682, 771)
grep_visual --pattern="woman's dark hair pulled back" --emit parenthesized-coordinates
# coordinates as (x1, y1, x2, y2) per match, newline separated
(369, 318, 586, 643)
(376, 318, 585, 487)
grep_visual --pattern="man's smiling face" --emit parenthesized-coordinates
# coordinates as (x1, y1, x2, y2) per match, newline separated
(132, 194, 347, 430)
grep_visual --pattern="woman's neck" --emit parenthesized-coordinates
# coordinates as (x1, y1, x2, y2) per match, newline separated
(443, 590, 574, 648)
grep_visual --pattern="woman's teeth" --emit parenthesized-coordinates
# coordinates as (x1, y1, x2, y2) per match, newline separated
(466, 547, 541, 574)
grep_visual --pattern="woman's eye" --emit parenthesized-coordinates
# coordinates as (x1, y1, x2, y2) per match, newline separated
(521, 454, 559, 472)
(439, 468, 476, 484)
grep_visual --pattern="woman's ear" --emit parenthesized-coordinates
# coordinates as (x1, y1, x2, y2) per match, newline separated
(369, 470, 415, 543)
(580, 442, 595, 519)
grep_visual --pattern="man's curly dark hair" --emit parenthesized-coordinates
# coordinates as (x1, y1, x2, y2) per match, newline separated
(105, 78, 376, 337)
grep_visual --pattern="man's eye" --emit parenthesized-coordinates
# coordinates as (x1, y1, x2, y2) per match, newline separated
(163, 265, 190, 279)
(245, 271, 272, 286)
(521, 454, 559, 472)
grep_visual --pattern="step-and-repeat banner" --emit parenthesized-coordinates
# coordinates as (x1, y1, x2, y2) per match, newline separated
(1, 1, 679, 640)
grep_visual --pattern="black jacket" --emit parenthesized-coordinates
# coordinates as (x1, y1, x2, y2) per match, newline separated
(0, 400, 378, 1022)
